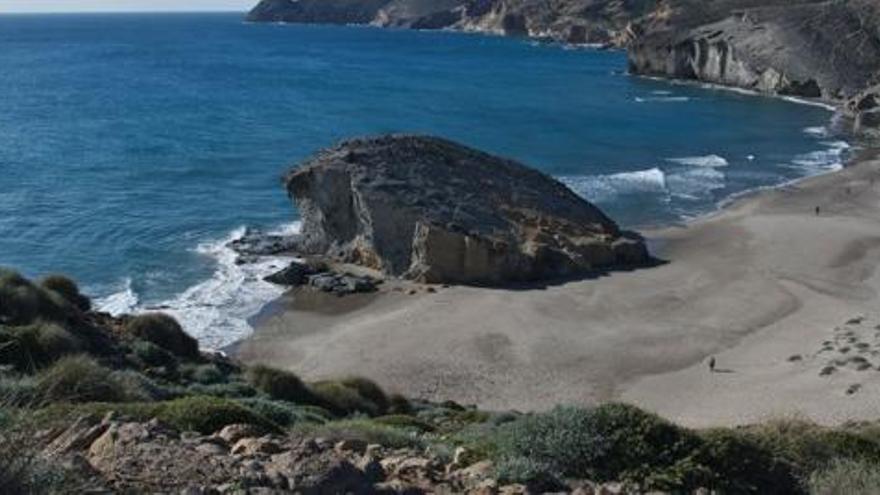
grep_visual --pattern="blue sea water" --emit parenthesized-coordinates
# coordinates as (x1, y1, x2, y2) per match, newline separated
(0, 13, 850, 347)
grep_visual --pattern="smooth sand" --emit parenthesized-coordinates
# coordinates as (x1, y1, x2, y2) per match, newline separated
(236, 154, 880, 427)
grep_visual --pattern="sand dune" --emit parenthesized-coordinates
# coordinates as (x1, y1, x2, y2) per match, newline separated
(237, 154, 880, 427)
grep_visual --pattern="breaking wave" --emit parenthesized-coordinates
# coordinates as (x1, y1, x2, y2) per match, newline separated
(667, 155, 729, 168)
(96, 222, 302, 350)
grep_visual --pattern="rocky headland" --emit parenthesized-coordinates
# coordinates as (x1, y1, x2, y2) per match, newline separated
(247, 0, 880, 132)
(276, 135, 649, 286)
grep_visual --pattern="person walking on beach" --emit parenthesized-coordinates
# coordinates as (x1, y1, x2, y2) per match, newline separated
(708, 356, 716, 373)
(815, 206, 821, 216)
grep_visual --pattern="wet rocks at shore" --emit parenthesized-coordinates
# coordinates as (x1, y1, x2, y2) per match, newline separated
(263, 260, 381, 296)
(282, 134, 651, 286)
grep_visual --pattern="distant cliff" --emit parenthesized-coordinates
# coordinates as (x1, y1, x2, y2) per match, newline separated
(247, 0, 880, 129)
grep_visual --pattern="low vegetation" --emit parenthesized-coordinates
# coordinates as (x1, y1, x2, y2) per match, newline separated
(3, 267, 880, 493)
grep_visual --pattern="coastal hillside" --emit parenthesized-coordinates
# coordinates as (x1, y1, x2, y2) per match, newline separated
(246, 0, 880, 128)
(4, 268, 880, 493)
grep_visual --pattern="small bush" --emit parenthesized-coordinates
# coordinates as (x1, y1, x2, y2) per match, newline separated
(294, 418, 425, 450)
(691, 429, 797, 494)
(494, 406, 607, 483)
(187, 381, 258, 399)
(0, 322, 81, 371)
(131, 340, 177, 369)
(373, 414, 436, 433)
(185, 363, 225, 385)
(387, 393, 413, 415)
(808, 459, 880, 495)
(39, 275, 90, 312)
(35, 355, 126, 404)
(246, 365, 316, 404)
(309, 377, 389, 416)
(0, 269, 74, 325)
(237, 398, 327, 427)
(111, 370, 177, 402)
(746, 418, 880, 476)
(125, 313, 199, 359)
(157, 395, 279, 435)
(0, 376, 37, 406)
(589, 403, 703, 484)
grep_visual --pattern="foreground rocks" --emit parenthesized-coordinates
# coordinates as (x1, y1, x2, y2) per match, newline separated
(283, 135, 650, 285)
(264, 260, 381, 296)
(39, 414, 652, 494)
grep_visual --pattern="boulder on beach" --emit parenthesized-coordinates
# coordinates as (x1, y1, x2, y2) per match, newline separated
(283, 134, 650, 285)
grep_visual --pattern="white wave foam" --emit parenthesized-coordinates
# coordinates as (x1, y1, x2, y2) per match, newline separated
(667, 154, 729, 168)
(790, 140, 850, 173)
(666, 167, 726, 200)
(94, 278, 139, 315)
(96, 222, 302, 351)
(804, 126, 828, 138)
(746, 155, 756, 161)
(635, 96, 691, 103)
(561, 167, 667, 203)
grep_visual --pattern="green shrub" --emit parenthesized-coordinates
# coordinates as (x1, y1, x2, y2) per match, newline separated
(691, 429, 797, 494)
(156, 395, 279, 435)
(184, 363, 225, 385)
(125, 313, 199, 359)
(589, 403, 703, 484)
(35, 355, 126, 404)
(237, 398, 328, 427)
(294, 418, 425, 450)
(337, 377, 389, 413)
(0, 269, 74, 325)
(111, 370, 177, 402)
(373, 414, 436, 433)
(494, 406, 607, 483)
(0, 375, 37, 406)
(808, 459, 880, 495)
(39, 275, 90, 312)
(0, 322, 81, 371)
(131, 340, 177, 369)
(246, 365, 316, 404)
(187, 381, 258, 399)
(309, 377, 389, 416)
(495, 456, 566, 490)
(746, 418, 880, 476)
(387, 393, 413, 415)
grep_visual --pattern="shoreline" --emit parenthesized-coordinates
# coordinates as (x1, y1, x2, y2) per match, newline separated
(234, 143, 880, 427)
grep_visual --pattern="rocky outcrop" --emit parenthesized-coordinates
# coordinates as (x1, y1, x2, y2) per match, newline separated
(282, 135, 649, 285)
(247, 0, 658, 46)
(628, 0, 880, 101)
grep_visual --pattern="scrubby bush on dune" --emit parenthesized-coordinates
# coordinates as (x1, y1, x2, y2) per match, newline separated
(744, 417, 880, 478)
(130, 339, 177, 369)
(124, 313, 199, 359)
(182, 363, 225, 385)
(691, 429, 797, 494)
(0, 322, 81, 372)
(309, 377, 389, 417)
(494, 405, 606, 484)
(808, 459, 880, 495)
(245, 365, 317, 404)
(373, 414, 436, 433)
(35, 355, 126, 403)
(588, 403, 702, 484)
(0, 269, 75, 326)
(237, 398, 328, 427)
(156, 395, 278, 434)
(39, 275, 90, 312)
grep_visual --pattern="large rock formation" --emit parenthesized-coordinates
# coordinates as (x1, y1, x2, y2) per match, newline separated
(628, 0, 880, 101)
(284, 135, 649, 285)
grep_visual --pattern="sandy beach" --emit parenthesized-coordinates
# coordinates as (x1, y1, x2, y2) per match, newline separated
(236, 151, 880, 427)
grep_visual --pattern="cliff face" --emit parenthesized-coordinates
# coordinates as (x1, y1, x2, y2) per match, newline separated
(247, 0, 658, 46)
(284, 135, 649, 285)
(628, 0, 880, 101)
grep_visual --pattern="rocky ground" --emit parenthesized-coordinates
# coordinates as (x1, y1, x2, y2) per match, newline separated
(37, 413, 638, 494)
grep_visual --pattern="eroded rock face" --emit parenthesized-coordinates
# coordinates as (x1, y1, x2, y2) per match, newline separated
(628, 0, 880, 101)
(284, 135, 650, 285)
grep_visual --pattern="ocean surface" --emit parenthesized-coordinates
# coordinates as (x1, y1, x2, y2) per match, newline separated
(0, 13, 851, 348)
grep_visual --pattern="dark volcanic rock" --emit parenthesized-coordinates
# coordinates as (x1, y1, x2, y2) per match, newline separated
(264, 260, 322, 286)
(283, 134, 650, 285)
